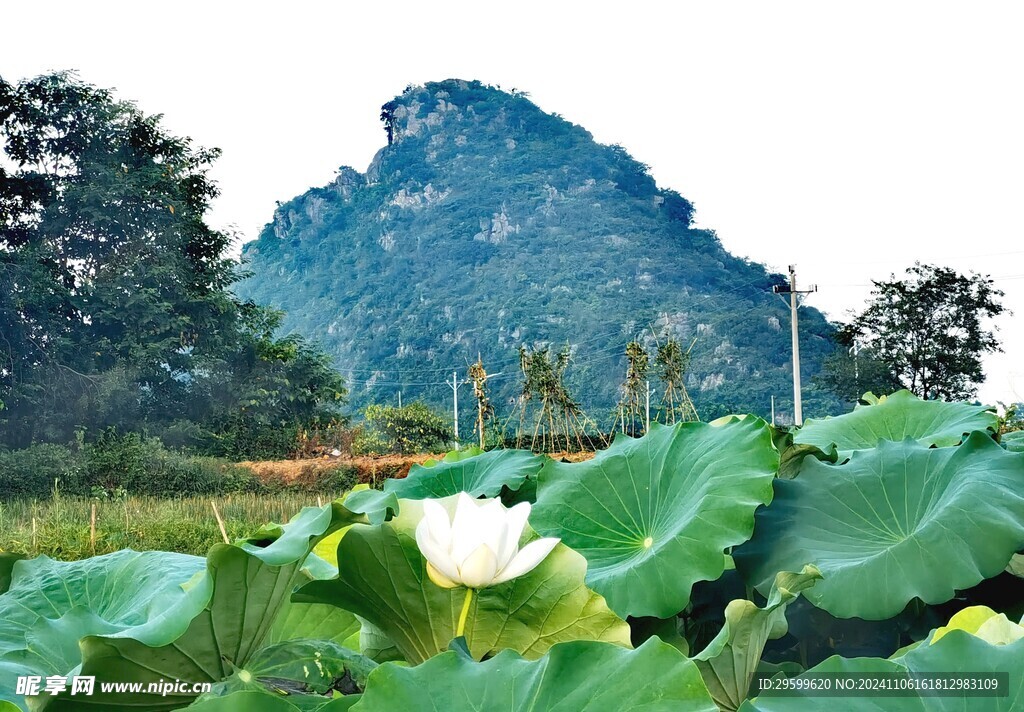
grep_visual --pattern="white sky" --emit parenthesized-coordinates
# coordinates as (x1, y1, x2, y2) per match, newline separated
(4, 1, 1022, 404)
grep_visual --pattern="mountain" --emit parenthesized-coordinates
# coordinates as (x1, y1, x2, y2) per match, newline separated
(235, 79, 838, 426)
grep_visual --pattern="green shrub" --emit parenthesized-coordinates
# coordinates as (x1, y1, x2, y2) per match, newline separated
(141, 454, 263, 498)
(206, 417, 304, 461)
(307, 464, 359, 493)
(0, 444, 85, 499)
(82, 429, 153, 494)
(79, 429, 262, 499)
(354, 402, 453, 455)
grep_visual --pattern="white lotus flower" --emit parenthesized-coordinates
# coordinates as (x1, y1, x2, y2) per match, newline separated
(415, 493, 560, 590)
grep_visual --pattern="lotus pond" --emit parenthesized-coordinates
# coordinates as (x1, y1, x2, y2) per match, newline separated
(1, 390, 1022, 711)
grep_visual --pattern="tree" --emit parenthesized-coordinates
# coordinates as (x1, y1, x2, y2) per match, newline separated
(839, 263, 1004, 401)
(813, 328, 902, 405)
(0, 72, 344, 449)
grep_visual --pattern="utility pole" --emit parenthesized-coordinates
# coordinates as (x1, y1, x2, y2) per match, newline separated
(447, 370, 460, 440)
(773, 265, 817, 426)
(849, 338, 861, 395)
(645, 380, 652, 432)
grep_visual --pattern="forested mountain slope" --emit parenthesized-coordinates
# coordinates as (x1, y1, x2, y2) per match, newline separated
(236, 79, 837, 422)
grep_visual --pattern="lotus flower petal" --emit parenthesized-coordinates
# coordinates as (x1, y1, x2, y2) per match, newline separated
(458, 544, 499, 589)
(496, 502, 531, 568)
(416, 518, 461, 584)
(426, 561, 459, 589)
(450, 493, 488, 563)
(421, 498, 453, 551)
(477, 498, 510, 558)
(493, 537, 560, 585)
(415, 493, 560, 590)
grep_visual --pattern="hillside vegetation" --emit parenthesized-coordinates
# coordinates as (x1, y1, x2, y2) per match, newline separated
(237, 80, 839, 422)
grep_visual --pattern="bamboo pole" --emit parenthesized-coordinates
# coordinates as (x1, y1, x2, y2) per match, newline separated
(210, 501, 229, 544)
(90, 503, 97, 556)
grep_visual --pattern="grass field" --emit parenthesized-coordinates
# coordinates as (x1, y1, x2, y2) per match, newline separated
(0, 450, 598, 561)
(0, 491, 333, 559)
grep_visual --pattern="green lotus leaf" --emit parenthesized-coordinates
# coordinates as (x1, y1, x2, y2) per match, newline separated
(0, 550, 205, 711)
(693, 566, 822, 712)
(208, 638, 376, 699)
(419, 445, 485, 467)
(309, 486, 389, 568)
(267, 598, 360, 648)
(746, 627, 1024, 711)
(38, 502, 377, 711)
(355, 618, 403, 663)
(897, 631, 1024, 711)
(738, 656, 924, 711)
(294, 497, 631, 664)
(351, 639, 717, 711)
(735, 434, 1024, 620)
(383, 448, 544, 500)
(769, 426, 837, 479)
(1002, 430, 1024, 453)
(794, 389, 999, 459)
(530, 418, 779, 618)
(187, 691, 306, 712)
(188, 690, 359, 712)
(627, 615, 689, 656)
(0, 553, 26, 594)
(902, 605, 1024, 653)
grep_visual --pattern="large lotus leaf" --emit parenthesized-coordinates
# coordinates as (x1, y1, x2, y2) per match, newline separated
(0, 553, 26, 594)
(693, 566, 822, 711)
(419, 445, 485, 467)
(738, 656, 926, 711)
(898, 631, 1024, 711)
(188, 691, 358, 712)
(530, 418, 778, 618)
(926, 606, 1021, 645)
(769, 426, 838, 479)
(207, 638, 376, 700)
(242, 639, 375, 692)
(744, 630, 1024, 711)
(267, 599, 360, 648)
(794, 389, 998, 459)
(383, 448, 544, 500)
(351, 638, 717, 711)
(735, 434, 1024, 620)
(294, 497, 631, 664)
(1002, 430, 1024, 453)
(0, 550, 205, 711)
(354, 618, 402, 664)
(41, 500, 384, 711)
